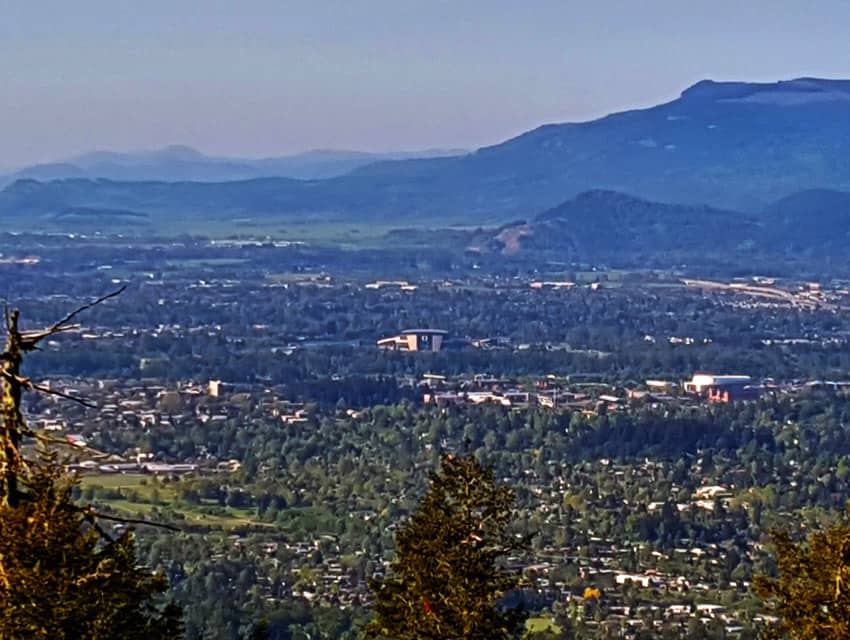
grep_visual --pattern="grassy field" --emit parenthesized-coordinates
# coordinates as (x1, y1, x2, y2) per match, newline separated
(27, 211, 488, 246)
(79, 473, 153, 490)
(525, 617, 561, 634)
(98, 500, 267, 529)
(81, 473, 270, 530)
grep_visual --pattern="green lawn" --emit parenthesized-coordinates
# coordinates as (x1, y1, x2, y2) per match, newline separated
(79, 473, 150, 490)
(81, 473, 273, 531)
(91, 497, 272, 530)
(525, 617, 561, 634)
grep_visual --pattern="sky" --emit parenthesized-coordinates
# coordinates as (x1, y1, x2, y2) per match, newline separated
(3, 0, 850, 167)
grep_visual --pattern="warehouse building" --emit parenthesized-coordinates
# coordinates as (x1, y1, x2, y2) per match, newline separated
(684, 373, 760, 402)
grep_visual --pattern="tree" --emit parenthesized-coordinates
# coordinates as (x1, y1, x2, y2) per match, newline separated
(366, 454, 526, 640)
(753, 518, 850, 639)
(0, 461, 182, 639)
(0, 291, 183, 639)
(242, 618, 270, 640)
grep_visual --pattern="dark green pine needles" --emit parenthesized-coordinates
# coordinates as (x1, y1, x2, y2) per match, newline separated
(754, 513, 850, 640)
(366, 454, 526, 640)
(0, 463, 182, 640)
(0, 293, 182, 639)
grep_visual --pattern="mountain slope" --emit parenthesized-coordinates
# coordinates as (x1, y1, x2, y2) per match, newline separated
(350, 77, 850, 214)
(762, 188, 850, 253)
(481, 186, 850, 265)
(3, 146, 467, 184)
(5, 78, 850, 224)
(482, 190, 760, 262)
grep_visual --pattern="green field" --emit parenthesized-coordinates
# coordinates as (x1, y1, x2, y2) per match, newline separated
(525, 617, 561, 634)
(98, 499, 267, 529)
(81, 474, 270, 530)
(79, 473, 153, 490)
(18, 209, 489, 247)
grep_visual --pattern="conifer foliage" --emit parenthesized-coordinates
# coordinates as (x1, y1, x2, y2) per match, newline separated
(754, 520, 850, 639)
(0, 463, 182, 639)
(366, 454, 526, 640)
(0, 293, 182, 639)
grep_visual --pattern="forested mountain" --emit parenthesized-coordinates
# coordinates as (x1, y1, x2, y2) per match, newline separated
(5, 78, 850, 228)
(761, 188, 850, 254)
(483, 190, 758, 262)
(475, 187, 850, 267)
(349, 77, 850, 214)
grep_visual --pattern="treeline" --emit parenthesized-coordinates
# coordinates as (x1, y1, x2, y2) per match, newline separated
(66, 391, 850, 638)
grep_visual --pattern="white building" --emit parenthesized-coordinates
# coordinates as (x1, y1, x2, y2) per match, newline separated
(684, 374, 752, 394)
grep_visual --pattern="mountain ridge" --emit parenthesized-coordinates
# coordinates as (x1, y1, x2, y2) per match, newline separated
(479, 190, 759, 262)
(6, 77, 850, 225)
(1, 146, 469, 185)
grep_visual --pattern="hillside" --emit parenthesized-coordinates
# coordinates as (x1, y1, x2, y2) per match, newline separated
(5, 78, 850, 227)
(350, 77, 850, 214)
(1, 146, 467, 184)
(762, 188, 850, 254)
(480, 191, 760, 263)
(477, 187, 850, 267)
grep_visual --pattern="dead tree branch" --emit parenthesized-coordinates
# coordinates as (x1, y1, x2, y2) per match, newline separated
(1, 287, 124, 506)
(18, 285, 126, 351)
(81, 508, 182, 532)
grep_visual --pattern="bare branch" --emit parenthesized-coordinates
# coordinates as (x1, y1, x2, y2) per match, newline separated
(85, 509, 181, 532)
(86, 515, 117, 544)
(19, 325, 80, 344)
(28, 381, 97, 409)
(19, 285, 126, 350)
(49, 285, 126, 331)
(31, 433, 113, 459)
(1, 371, 96, 408)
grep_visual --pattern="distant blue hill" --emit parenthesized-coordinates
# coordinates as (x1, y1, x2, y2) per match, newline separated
(5, 78, 850, 226)
(1, 145, 467, 184)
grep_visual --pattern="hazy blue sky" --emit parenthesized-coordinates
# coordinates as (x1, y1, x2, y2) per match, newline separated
(3, 0, 850, 167)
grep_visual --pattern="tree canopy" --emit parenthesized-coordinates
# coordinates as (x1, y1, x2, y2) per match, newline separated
(0, 294, 183, 639)
(0, 462, 182, 639)
(366, 454, 526, 640)
(754, 515, 850, 639)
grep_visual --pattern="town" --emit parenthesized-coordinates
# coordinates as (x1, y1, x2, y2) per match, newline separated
(6, 230, 850, 638)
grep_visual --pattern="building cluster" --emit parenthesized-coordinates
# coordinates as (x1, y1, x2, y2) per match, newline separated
(413, 370, 850, 416)
(414, 372, 774, 412)
(25, 376, 308, 476)
(376, 329, 448, 352)
(23, 365, 838, 637)
(682, 276, 850, 311)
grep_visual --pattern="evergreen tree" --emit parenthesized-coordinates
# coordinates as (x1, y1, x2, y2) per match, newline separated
(754, 517, 850, 639)
(0, 461, 182, 639)
(0, 292, 183, 639)
(366, 454, 526, 640)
